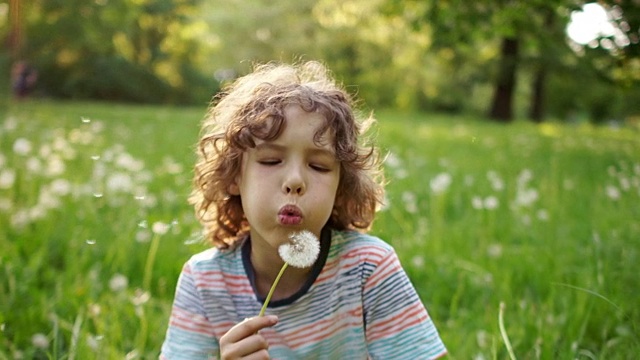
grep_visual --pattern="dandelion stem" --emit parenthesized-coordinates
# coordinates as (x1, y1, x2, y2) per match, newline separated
(259, 262, 288, 317)
(499, 302, 517, 360)
(143, 233, 161, 291)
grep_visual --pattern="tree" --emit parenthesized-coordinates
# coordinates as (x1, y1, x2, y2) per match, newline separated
(383, 0, 588, 122)
(10, 0, 214, 103)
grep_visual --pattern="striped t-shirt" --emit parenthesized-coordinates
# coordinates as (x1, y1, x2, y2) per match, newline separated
(160, 229, 447, 359)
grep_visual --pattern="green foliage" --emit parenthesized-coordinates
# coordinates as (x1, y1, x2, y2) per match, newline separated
(6, 0, 640, 119)
(15, 0, 217, 104)
(1, 101, 639, 358)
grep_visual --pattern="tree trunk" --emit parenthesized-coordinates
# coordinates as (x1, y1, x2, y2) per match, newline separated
(529, 66, 546, 122)
(8, 0, 23, 59)
(489, 37, 519, 122)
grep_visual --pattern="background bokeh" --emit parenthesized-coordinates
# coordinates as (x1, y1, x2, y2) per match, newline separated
(1, 1, 639, 359)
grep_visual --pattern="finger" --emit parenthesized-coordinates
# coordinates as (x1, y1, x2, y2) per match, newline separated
(220, 332, 271, 359)
(230, 333, 269, 356)
(222, 316, 278, 344)
(242, 349, 270, 360)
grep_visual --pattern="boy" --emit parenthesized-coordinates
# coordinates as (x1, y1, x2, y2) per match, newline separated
(161, 61, 446, 359)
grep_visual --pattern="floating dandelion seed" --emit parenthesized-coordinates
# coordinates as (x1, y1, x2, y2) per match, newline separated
(259, 231, 320, 316)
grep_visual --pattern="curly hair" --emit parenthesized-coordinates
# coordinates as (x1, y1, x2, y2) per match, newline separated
(190, 61, 385, 249)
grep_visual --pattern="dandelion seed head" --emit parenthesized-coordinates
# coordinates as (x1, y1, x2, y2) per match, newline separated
(278, 230, 320, 268)
(87, 334, 101, 350)
(31, 333, 49, 349)
(106, 172, 134, 193)
(384, 152, 401, 168)
(487, 244, 503, 258)
(45, 155, 65, 177)
(135, 230, 151, 243)
(430, 172, 452, 194)
(411, 255, 425, 268)
(0, 170, 16, 189)
(471, 196, 483, 210)
(402, 191, 418, 213)
(152, 221, 170, 235)
(50, 178, 71, 196)
(109, 273, 128, 292)
(88, 304, 102, 317)
(483, 196, 499, 210)
(537, 209, 549, 221)
(13, 138, 32, 155)
(132, 289, 150, 306)
(605, 185, 620, 200)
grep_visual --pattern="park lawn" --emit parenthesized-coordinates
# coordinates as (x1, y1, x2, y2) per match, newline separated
(1, 100, 638, 359)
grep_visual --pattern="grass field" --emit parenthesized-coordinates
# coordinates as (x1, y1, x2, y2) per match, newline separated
(1, 100, 638, 359)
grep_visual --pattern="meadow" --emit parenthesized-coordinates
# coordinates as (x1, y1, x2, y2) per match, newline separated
(0, 100, 638, 359)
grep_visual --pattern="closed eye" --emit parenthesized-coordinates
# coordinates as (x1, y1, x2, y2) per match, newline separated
(310, 164, 331, 173)
(258, 159, 281, 166)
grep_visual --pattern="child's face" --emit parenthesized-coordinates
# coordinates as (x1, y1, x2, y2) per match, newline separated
(230, 104, 340, 251)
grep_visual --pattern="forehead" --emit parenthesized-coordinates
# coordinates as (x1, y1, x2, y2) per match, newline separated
(278, 104, 335, 144)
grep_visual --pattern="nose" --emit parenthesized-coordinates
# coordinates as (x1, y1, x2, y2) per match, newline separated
(282, 165, 306, 195)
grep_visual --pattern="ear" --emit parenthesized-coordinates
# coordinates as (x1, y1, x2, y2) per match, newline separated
(228, 181, 240, 196)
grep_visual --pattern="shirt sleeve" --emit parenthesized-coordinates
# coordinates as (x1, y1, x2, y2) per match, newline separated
(362, 248, 447, 359)
(160, 262, 219, 360)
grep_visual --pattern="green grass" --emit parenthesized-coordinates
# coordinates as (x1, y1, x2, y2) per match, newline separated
(1, 100, 638, 359)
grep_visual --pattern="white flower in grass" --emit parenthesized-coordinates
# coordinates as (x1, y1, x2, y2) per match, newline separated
(430, 172, 452, 194)
(152, 221, 170, 235)
(116, 152, 144, 172)
(109, 274, 129, 292)
(402, 191, 418, 214)
(132, 289, 150, 306)
(86, 334, 103, 351)
(278, 230, 320, 269)
(619, 177, 630, 191)
(11, 209, 29, 228)
(45, 155, 65, 177)
(483, 196, 499, 210)
(487, 171, 504, 191)
(50, 179, 71, 196)
(259, 231, 320, 316)
(0, 169, 16, 189)
(26, 157, 42, 173)
(13, 138, 32, 155)
(31, 333, 49, 349)
(411, 255, 425, 268)
(537, 209, 549, 221)
(487, 244, 503, 258)
(605, 185, 620, 200)
(135, 230, 151, 243)
(515, 188, 539, 207)
(106, 172, 133, 193)
(472, 196, 483, 210)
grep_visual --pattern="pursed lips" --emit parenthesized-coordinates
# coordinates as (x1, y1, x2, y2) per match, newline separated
(278, 204, 303, 225)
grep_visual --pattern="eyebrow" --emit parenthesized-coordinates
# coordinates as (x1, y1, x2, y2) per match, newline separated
(254, 142, 336, 157)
